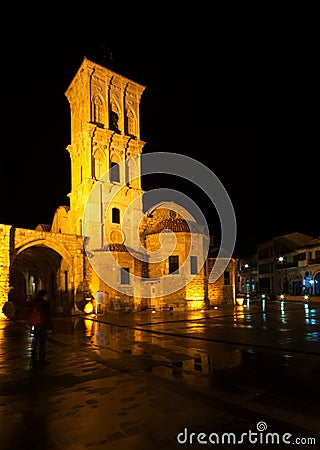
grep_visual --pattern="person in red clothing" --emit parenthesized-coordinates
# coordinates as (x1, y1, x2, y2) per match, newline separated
(31, 290, 52, 364)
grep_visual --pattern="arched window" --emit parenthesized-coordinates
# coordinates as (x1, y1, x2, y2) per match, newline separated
(126, 109, 135, 136)
(92, 96, 104, 126)
(110, 111, 120, 133)
(112, 207, 120, 224)
(110, 162, 120, 182)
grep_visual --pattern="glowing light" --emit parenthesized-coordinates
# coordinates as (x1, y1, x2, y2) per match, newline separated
(189, 300, 204, 310)
(236, 297, 244, 306)
(234, 305, 245, 320)
(84, 301, 94, 314)
(280, 294, 285, 299)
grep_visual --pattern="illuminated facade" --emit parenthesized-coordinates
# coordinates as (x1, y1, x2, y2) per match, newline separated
(239, 232, 320, 298)
(0, 57, 237, 317)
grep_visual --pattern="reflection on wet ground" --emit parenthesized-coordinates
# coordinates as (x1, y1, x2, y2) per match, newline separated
(1, 300, 320, 448)
(48, 301, 320, 405)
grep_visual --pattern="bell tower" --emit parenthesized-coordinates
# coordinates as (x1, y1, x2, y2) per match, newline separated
(65, 57, 146, 238)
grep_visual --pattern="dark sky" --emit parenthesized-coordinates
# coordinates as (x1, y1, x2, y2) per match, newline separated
(0, 18, 315, 259)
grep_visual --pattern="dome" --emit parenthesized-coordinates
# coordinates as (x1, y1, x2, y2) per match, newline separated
(145, 217, 201, 235)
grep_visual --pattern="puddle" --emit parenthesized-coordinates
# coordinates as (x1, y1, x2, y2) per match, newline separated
(147, 364, 197, 384)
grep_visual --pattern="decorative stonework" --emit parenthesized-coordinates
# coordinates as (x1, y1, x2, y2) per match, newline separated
(110, 230, 124, 244)
(0, 56, 237, 318)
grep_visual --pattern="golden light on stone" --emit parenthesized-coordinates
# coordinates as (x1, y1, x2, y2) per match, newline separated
(84, 301, 94, 314)
(189, 300, 204, 310)
(110, 229, 124, 245)
(0, 57, 238, 317)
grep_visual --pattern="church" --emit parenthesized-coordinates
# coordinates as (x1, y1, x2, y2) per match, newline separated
(0, 57, 237, 317)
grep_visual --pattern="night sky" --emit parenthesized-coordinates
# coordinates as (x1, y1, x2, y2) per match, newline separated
(0, 18, 315, 258)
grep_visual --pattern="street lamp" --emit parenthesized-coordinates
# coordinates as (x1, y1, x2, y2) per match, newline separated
(244, 264, 252, 295)
(278, 256, 288, 294)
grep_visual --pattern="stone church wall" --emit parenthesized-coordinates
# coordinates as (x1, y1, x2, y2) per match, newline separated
(0, 225, 12, 316)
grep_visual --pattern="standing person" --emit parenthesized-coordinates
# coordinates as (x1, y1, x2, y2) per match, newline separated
(30, 290, 52, 365)
(2, 286, 16, 320)
(302, 271, 312, 296)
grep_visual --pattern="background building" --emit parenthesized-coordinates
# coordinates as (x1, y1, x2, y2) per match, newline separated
(238, 232, 320, 299)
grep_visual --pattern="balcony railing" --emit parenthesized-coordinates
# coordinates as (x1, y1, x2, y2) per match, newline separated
(275, 261, 297, 269)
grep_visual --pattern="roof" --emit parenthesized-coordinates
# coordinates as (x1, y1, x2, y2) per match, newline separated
(144, 217, 202, 235)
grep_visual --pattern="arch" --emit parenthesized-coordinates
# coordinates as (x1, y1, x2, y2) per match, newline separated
(9, 245, 62, 308)
(126, 108, 136, 136)
(291, 271, 303, 296)
(110, 100, 120, 115)
(93, 146, 106, 160)
(14, 239, 74, 268)
(313, 271, 320, 295)
(92, 94, 105, 125)
(110, 151, 121, 164)
(109, 100, 121, 133)
(10, 235, 82, 313)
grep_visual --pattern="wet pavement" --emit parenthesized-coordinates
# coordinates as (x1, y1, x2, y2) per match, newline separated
(1, 300, 320, 449)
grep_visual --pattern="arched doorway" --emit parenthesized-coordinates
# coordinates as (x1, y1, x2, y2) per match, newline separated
(10, 245, 64, 317)
(291, 272, 302, 296)
(314, 272, 320, 296)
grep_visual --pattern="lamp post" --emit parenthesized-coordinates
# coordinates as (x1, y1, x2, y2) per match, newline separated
(244, 263, 252, 295)
(278, 256, 288, 294)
